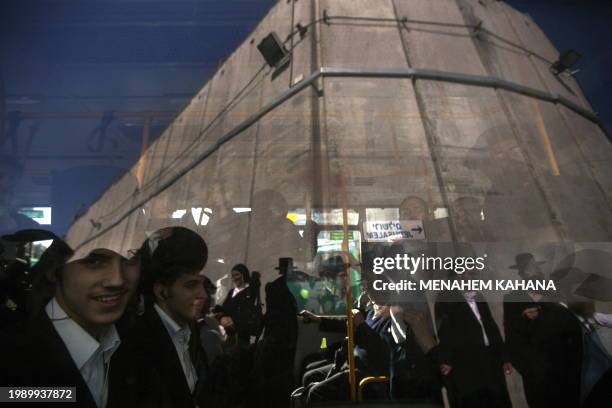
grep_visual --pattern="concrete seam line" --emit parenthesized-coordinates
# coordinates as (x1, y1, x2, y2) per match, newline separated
(73, 67, 606, 250)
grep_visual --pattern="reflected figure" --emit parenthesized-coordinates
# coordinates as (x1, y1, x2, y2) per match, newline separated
(399, 196, 429, 221)
(552, 250, 612, 407)
(502, 252, 580, 408)
(1, 230, 75, 326)
(435, 252, 512, 408)
(252, 257, 298, 408)
(317, 255, 347, 315)
(0, 238, 29, 327)
(461, 123, 612, 242)
(196, 276, 226, 368)
(299, 283, 393, 406)
(389, 303, 441, 403)
(396, 194, 452, 245)
(248, 189, 305, 286)
(452, 196, 486, 242)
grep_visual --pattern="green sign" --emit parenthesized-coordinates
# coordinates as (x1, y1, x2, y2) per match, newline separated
(330, 231, 354, 241)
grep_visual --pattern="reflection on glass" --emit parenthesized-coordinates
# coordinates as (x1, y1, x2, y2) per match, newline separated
(18, 207, 52, 225)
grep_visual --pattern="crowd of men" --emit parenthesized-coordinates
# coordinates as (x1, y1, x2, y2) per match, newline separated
(1, 226, 612, 408)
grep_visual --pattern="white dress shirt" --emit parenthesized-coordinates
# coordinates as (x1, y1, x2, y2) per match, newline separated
(154, 304, 198, 393)
(45, 298, 121, 408)
(231, 283, 249, 298)
(463, 291, 490, 346)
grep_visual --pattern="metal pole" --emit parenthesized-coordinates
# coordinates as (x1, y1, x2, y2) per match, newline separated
(340, 174, 357, 402)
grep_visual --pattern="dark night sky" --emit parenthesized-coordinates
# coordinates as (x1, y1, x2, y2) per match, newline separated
(508, 0, 612, 130)
(0, 0, 610, 235)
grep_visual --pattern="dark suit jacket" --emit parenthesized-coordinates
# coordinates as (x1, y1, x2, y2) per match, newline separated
(503, 290, 543, 376)
(109, 307, 208, 408)
(0, 313, 100, 408)
(222, 285, 263, 345)
(503, 291, 583, 407)
(264, 276, 298, 344)
(434, 291, 507, 396)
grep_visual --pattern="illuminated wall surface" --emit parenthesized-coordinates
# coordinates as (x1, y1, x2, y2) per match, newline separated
(68, 0, 612, 256)
(66, 0, 612, 273)
(65, 1, 612, 402)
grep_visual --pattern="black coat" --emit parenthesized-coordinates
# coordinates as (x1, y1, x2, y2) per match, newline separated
(0, 313, 106, 408)
(389, 308, 441, 402)
(222, 285, 262, 344)
(503, 291, 583, 407)
(250, 276, 298, 408)
(109, 307, 208, 408)
(434, 291, 509, 400)
(264, 276, 298, 344)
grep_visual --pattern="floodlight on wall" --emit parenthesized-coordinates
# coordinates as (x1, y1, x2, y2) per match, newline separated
(257, 32, 290, 68)
(551, 49, 582, 75)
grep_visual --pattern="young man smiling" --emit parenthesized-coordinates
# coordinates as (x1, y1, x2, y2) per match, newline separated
(110, 226, 209, 408)
(0, 229, 140, 408)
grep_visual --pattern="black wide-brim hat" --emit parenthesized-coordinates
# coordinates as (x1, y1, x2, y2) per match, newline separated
(141, 226, 208, 274)
(2, 229, 62, 244)
(2, 229, 73, 262)
(1, 229, 74, 284)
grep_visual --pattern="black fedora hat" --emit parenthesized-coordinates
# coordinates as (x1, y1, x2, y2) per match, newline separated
(275, 257, 298, 274)
(2, 229, 64, 245)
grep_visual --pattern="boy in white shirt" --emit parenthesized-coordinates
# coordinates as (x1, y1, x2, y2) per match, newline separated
(0, 229, 140, 408)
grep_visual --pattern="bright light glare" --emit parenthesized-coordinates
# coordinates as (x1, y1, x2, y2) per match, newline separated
(232, 207, 251, 213)
(191, 207, 210, 226)
(434, 207, 449, 219)
(171, 209, 187, 219)
(19, 207, 52, 225)
(32, 239, 53, 249)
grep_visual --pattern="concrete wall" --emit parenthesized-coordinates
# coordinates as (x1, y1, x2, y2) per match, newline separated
(66, 1, 612, 405)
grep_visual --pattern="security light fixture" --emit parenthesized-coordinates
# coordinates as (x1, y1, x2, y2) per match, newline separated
(551, 49, 582, 75)
(257, 32, 290, 68)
